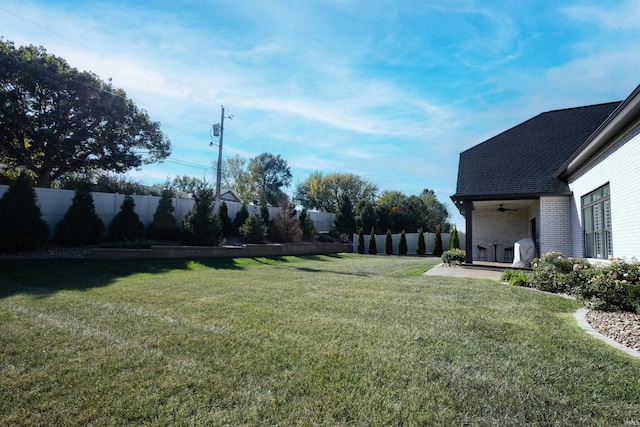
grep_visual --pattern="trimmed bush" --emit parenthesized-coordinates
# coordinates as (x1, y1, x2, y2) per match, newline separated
(433, 228, 443, 256)
(55, 183, 105, 246)
(416, 227, 426, 256)
(146, 188, 179, 241)
(368, 228, 377, 255)
(357, 228, 365, 254)
(449, 228, 460, 249)
(240, 213, 268, 244)
(260, 199, 270, 226)
(576, 259, 640, 312)
(107, 195, 145, 242)
(399, 230, 408, 255)
(526, 252, 593, 294)
(0, 174, 49, 252)
(442, 248, 466, 266)
(384, 229, 393, 255)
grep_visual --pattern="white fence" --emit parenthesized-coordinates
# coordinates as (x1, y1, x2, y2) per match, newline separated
(0, 185, 335, 236)
(352, 231, 466, 255)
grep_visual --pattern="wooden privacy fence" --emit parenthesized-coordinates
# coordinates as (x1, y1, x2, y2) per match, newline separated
(0, 185, 335, 236)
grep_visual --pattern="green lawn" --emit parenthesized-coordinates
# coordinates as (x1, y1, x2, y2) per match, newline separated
(1, 254, 639, 426)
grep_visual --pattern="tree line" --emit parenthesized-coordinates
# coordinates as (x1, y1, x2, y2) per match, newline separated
(1, 38, 452, 239)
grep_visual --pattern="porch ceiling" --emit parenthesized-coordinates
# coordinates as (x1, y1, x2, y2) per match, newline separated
(471, 199, 536, 211)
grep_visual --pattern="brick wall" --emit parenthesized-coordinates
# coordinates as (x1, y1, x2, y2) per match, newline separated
(539, 196, 572, 256)
(568, 122, 640, 259)
(472, 209, 529, 262)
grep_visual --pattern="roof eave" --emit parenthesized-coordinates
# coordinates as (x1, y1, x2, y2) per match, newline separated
(555, 85, 640, 180)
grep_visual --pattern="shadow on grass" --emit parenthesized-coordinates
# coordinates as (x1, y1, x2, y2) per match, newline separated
(0, 254, 351, 298)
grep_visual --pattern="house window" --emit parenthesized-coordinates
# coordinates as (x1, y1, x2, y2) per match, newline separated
(581, 184, 612, 259)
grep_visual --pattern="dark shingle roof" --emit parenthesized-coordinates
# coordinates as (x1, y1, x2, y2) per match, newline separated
(452, 101, 621, 200)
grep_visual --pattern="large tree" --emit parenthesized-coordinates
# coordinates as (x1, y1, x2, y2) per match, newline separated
(248, 152, 292, 205)
(0, 40, 170, 187)
(294, 171, 378, 213)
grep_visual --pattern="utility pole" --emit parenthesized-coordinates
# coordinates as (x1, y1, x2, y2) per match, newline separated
(211, 106, 232, 203)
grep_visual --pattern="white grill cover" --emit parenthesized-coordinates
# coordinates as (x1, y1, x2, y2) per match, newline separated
(512, 238, 537, 268)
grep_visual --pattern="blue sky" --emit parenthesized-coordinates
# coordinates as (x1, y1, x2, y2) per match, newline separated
(2, 1, 640, 229)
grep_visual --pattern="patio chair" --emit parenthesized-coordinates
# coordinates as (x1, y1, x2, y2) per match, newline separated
(477, 245, 487, 261)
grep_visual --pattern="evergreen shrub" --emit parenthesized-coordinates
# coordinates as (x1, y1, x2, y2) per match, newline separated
(368, 228, 377, 255)
(0, 174, 49, 252)
(433, 228, 443, 256)
(240, 213, 268, 244)
(146, 188, 179, 241)
(181, 184, 223, 246)
(107, 195, 145, 242)
(357, 228, 365, 254)
(416, 228, 426, 256)
(399, 230, 408, 255)
(384, 229, 393, 255)
(55, 183, 105, 246)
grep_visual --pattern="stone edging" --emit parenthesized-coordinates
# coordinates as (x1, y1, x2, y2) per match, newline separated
(574, 308, 640, 359)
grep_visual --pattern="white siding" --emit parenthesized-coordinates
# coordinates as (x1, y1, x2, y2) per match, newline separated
(568, 122, 640, 259)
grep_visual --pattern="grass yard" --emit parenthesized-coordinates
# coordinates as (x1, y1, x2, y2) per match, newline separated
(1, 254, 640, 426)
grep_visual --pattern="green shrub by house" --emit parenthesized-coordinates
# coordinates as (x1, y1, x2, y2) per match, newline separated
(399, 230, 408, 255)
(357, 228, 365, 254)
(416, 227, 426, 256)
(181, 184, 223, 246)
(55, 183, 105, 246)
(433, 228, 443, 256)
(442, 248, 466, 266)
(240, 213, 268, 244)
(146, 188, 179, 241)
(0, 174, 49, 252)
(107, 195, 145, 242)
(368, 227, 377, 255)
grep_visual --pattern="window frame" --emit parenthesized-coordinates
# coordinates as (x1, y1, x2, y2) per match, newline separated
(581, 183, 612, 259)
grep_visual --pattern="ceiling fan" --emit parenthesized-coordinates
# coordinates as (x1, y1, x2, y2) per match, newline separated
(498, 204, 518, 212)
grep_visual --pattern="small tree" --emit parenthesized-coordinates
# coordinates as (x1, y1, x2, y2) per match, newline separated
(334, 193, 357, 237)
(0, 174, 49, 252)
(260, 199, 270, 226)
(384, 229, 393, 255)
(368, 227, 377, 255)
(240, 213, 268, 244)
(217, 201, 234, 238)
(269, 201, 302, 243)
(107, 195, 145, 242)
(298, 208, 317, 241)
(433, 227, 443, 256)
(357, 227, 365, 254)
(181, 183, 223, 246)
(233, 202, 250, 236)
(417, 227, 426, 256)
(449, 228, 460, 250)
(146, 187, 179, 241)
(399, 230, 408, 255)
(55, 183, 105, 246)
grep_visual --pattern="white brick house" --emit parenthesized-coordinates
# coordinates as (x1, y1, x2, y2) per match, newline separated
(452, 85, 640, 264)
(557, 86, 640, 260)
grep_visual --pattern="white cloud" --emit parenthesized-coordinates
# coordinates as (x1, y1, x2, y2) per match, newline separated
(562, 0, 640, 30)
